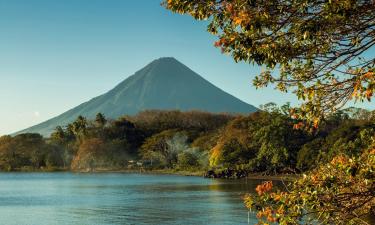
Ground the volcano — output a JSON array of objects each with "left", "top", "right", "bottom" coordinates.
[{"left": 16, "top": 57, "right": 257, "bottom": 136}]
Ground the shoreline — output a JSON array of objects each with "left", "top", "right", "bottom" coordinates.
[{"left": 1, "top": 168, "right": 299, "bottom": 181}]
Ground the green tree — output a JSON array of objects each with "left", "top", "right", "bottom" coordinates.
[
  {"left": 72, "top": 115, "right": 88, "bottom": 140},
  {"left": 140, "top": 130, "right": 176, "bottom": 168},
  {"left": 0, "top": 135, "right": 17, "bottom": 171},
  {"left": 95, "top": 113, "right": 107, "bottom": 127},
  {"left": 164, "top": 0, "right": 375, "bottom": 124},
  {"left": 45, "top": 145, "right": 64, "bottom": 169},
  {"left": 0, "top": 134, "right": 48, "bottom": 170},
  {"left": 296, "top": 138, "right": 324, "bottom": 171},
  {"left": 219, "top": 138, "right": 250, "bottom": 167},
  {"left": 177, "top": 148, "right": 200, "bottom": 169},
  {"left": 140, "top": 130, "right": 189, "bottom": 168},
  {"left": 107, "top": 117, "right": 144, "bottom": 153},
  {"left": 50, "top": 125, "right": 76, "bottom": 168},
  {"left": 210, "top": 107, "right": 309, "bottom": 172},
  {"left": 50, "top": 126, "right": 67, "bottom": 145}
]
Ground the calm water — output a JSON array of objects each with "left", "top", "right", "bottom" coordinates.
[{"left": 0, "top": 172, "right": 270, "bottom": 225}]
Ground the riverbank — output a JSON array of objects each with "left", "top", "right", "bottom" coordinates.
[
  {"left": 2, "top": 167, "right": 298, "bottom": 181},
  {"left": 73, "top": 168, "right": 298, "bottom": 181}
]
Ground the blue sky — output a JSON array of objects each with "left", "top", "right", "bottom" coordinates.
[{"left": 0, "top": 0, "right": 373, "bottom": 135}]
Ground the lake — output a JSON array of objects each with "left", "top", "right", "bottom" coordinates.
[{"left": 0, "top": 173, "right": 272, "bottom": 225}]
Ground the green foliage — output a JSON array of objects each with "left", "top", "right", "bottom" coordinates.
[
  {"left": 1, "top": 108, "right": 373, "bottom": 176},
  {"left": 177, "top": 148, "right": 200, "bottom": 169},
  {"left": 211, "top": 105, "right": 310, "bottom": 173},
  {"left": 191, "top": 131, "right": 220, "bottom": 152},
  {"left": 140, "top": 130, "right": 188, "bottom": 168},
  {"left": 45, "top": 145, "right": 65, "bottom": 169},
  {"left": 296, "top": 138, "right": 324, "bottom": 171},
  {"left": 128, "top": 110, "right": 234, "bottom": 135},
  {"left": 245, "top": 144, "right": 375, "bottom": 225},
  {"left": 219, "top": 138, "right": 250, "bottom": 167},
  {"left": 140, "top": 129, "right": 209, "bottom": 170},
  {"left": 72, "top": 116, "right": 88, "bottom": 140},
  {"left": 0, "top": 133, "right": 64, "bottom": 170},
  {"left": 164, "top": 0, "right": 375, "bottom": 124},
  {"left": 95, "top": 113, "right": 107, "bottom": 127},
  {"left": 104, "top": 117, "right": 144, "bottom": 153},
  {"left": 317, "top": 122, "right": 375, "bottom": 164},
  {"left": 0, "top": 111, "right": 232, "bottom": 171}
]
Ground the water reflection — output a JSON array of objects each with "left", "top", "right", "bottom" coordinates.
[{"left": 0, "top": 173, "right": 281, "bottom": 225}]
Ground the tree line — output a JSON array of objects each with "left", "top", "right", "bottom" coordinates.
[{"left": 0, "top": 106, "right": 373, "bottom": 174}]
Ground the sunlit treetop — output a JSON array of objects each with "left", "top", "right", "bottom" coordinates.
[{"left": 164, "top": 0, "right": 375, "bottom": 126}]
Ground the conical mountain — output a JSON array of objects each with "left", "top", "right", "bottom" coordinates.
[{"left": 16, "top": 57, "right": 257, "bottom": 136}]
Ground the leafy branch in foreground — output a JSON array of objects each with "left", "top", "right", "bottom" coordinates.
[
  {"left": 244, "top": 143, "right": 375, "bottom": 225},
  {"left": 163, "top": 0, "right": 375, "bottom": 124}
]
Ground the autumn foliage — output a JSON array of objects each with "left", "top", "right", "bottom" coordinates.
[
  {"left": 164, "top": 0, "right": 375, "bottom": 125},
  {"left": 245, "top": 144, "right": 375, "bottom": 224}
]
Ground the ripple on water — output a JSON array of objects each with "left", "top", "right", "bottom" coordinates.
[{"left": 0, "top": 173, "right": 273, "bottom": 225}]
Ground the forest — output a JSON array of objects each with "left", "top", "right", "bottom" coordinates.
[{"left": 1, "top": 104, "right": 373, "bottom": 176}]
